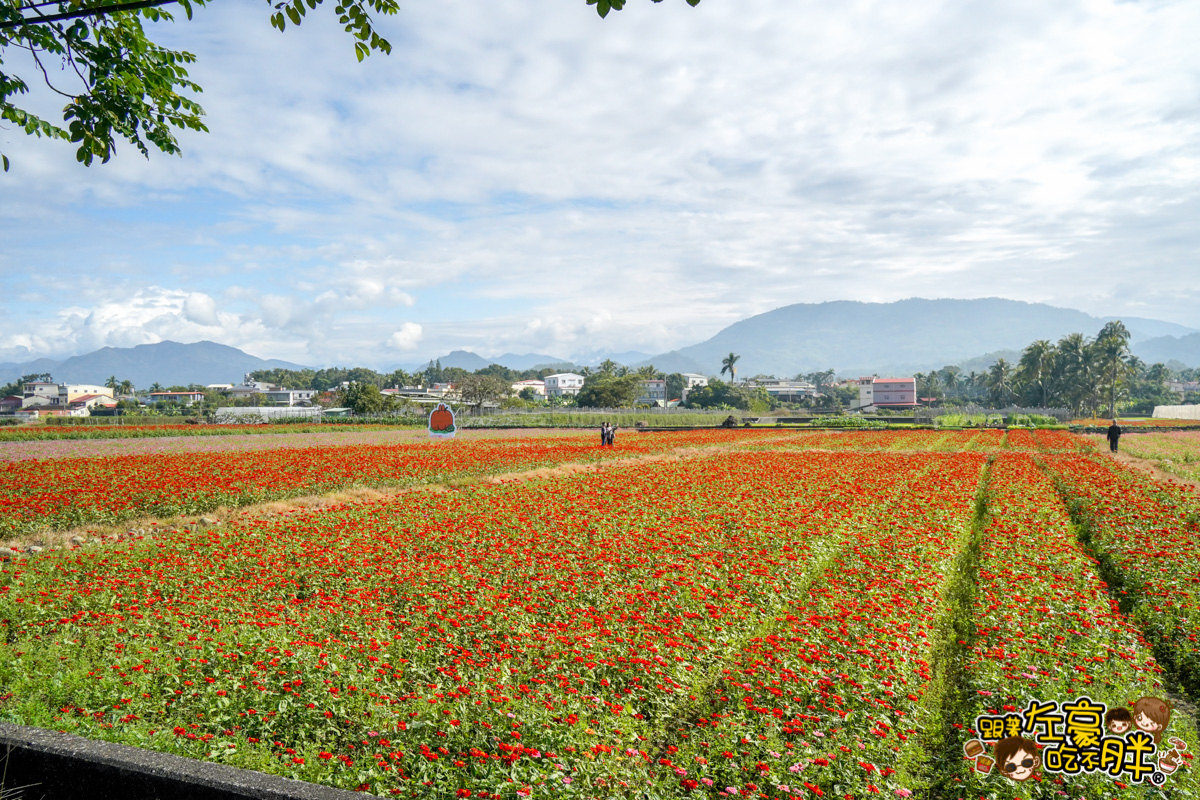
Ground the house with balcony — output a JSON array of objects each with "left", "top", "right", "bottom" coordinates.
[
  {"left": 264, "top": 389, "right": 317, "bottom": 407},
  {"left": 853, "top": 377, "right": 918, "bottom": 411},
  {"left": 636, "top": 379, "right": 667, "bottom": 406},
  {"left": 544, "top": 373, "right": 585, "bottom": 398},
  {"left": 21, "top": 381, "right": 61, "bottom": 407},
  {"left": 743, "top": 379, "right": 818, "bottom": 403}
]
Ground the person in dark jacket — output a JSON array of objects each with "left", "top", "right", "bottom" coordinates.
[{"left": 1106, "top": 420, "right": 1122, "bottom": 453}]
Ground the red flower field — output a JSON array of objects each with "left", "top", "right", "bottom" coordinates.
[{"left": 0, "top": 429, "right": 1196, "bottom": 798}]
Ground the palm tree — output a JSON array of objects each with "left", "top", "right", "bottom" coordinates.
[
  {"left": 987, "top": 358, "right": 1015, "bottom": 406},
  {"left": 939, "top": 367, "right": 960, "bottom": 402},
  {"left": 1017, "top": 339, "right": 1054, "bottom": 407},
  {"left": 1095, "top": 321, "right": 1131, "bottom": 418},
  {"left": 118, "top": 379, "right": 134, "bottom": 396},
  {"left": 635, "top": 365, "right": 659, "bottom": 380},
  {"left": 105, "top": 375, "right": 118, "bottom": 391},
  {"left": 720, "top": 353, "right": 740, "bottom": 384}
]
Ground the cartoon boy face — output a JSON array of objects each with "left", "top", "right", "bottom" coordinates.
[
  {"left": 1106, "top": 707, "right": 1133, "bottom": 734},
  {"left": 995, "top": 737, "right": 1040, "bottom": 783}
]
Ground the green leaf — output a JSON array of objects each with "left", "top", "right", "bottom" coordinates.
[
  {"left": 2, "top": 154, "right": 8, "bottom": 173},
  {"left": 354, "top": 41, "right": 367, "bottom": 61},
  {"left": 286, "top": 6, "right": 301, "bottom": 25}
]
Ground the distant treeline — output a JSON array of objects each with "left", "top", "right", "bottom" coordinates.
[{"left": 913, "top": 322, "right": 1198, "bottom": 416}]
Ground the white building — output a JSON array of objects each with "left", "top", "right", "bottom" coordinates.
[
  {"left": 20, "top": 382, "right": 114, "bottom": 408},
  {"left": 148, "top": 391, "right": 205, "bottom": 406},
  {"left": 21, "top": 381, "right": 61, "bottom": 407},
  {"left": 744, "top": 379, "right": 818, "bottom": 402},
  {"left": 637, "top": 379, "right": 666, "bottom": 406},
  {"left": 512, "top": 379, "right": 546, "bottom": 398},
  {"left": 61, "top": 384, "right": 113, "bottom": 404},
  {"left": 544, "top": 373, "right": 585, "bottom": 398},
  {"left": 681, "top": 373, "right": 709, "bottom": 389},
  {"left": 855, "top": 377, "right": 918, "bottom": 410},
  {"left": 264, "top": 389, "right": 317, "bottom": 406}
]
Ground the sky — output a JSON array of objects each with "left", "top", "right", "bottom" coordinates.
[{"left": 1, "top": 0, "right": 1198, "bottom": 369}]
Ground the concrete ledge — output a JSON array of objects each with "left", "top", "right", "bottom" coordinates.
[{"left": 0, "top": 723, "right": 367, "bottom": 800}]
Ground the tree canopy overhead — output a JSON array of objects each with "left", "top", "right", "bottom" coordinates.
[{"left": 1, "top": 0, "right": 700, "bottom": 172}]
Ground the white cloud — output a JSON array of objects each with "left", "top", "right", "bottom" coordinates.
[
  {"left": 388, "top": 323, "right": 423, "bottom": 351},
  {"left": 1, "top": 0, "right": 1198, "bottom": 366}
]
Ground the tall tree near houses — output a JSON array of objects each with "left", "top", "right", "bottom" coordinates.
[{"left": 720, "top": 353, "right": 740, "bottom": 384}]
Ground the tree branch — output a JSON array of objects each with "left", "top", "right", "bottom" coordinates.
[{"left": 0, "top": 0, "right": 180, "bottom": 31}]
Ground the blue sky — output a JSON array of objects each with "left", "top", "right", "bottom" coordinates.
[{"left": 1, "top": 0, "right": 1198, "bottom": 368}]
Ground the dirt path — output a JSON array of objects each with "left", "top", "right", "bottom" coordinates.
[{"left": 1108, "top": 450, "right": 1200, "bottom": 494}]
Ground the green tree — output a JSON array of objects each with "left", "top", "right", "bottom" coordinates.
[
  {"left": 1016, "top": 339, "right": 1054, "bottom": 407},
  {"left": 575, "top": 373, "right": 639, "bottom": 408},
  {"left": 2, "top": 0, "right": 701, "bottom": 171},
  {"left": 0, "top": 0, "right": 400, "bottom": 171},
  {"left": 0, "top": 372, "right": 52, "bottom": 397},
  {"left": 458, "top": 374, "right": 510, "bottom": 409},
  {"left": 1094, "top": 320, "right": 1131, "bottom": 419},
  {"left": 986, "top": 358, "right": 1015, "bottom": 406},
  {"left": 684, "top": 378, "right": 766, "bottom": 412},
  {"left": 720, "top": 352, "right": 740, "bottom": 384},
  {"left": 587, "top": 0, "right": 700, "bottom": 19},
  {"left": 338, "top": 382, "right": 383, "bottom": 415},
  {"left": 664, "top": 373, "right": 686, "bottom": 403}
]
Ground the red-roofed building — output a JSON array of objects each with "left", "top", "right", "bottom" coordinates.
[
  {"left": 0, "top": 395, "right": 22, "bottom": 414},
  {"left": 854, "top": 377, "right": 918, "bottom": 410},
  {"left": 68, "top": 394, "right": 115, "bottom": 414}
]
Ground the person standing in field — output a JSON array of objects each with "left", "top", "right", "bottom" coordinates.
[
  {"left": 600, "top": 421, "right": 609, "bottom": 447},
  {"left": 1106, "top": 420, "right": 1122, "bottom": 453},
  {"left": 608, "top": 424, "right": 618, "bottom": 446}
]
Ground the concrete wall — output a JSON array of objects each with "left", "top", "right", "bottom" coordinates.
[{"left": 0, "top": 722, "right": 363, "bottom": 800}]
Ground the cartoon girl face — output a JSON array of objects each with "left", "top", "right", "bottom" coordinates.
[
  {"left": 1131, "top": 697, "right": 1171, "bottom": 740},
  {"left": 1110, "top": 718, "right": 1130, "bottom": 734},
  {"left": 1135, "top": 710, "right": 1162, "bottom": 732}
]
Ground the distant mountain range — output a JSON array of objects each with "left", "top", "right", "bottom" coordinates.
[
  {"left": 2, "top": 299, "right": 1197, "bottom": 388},
  {"left": 0, "top": 341, "right": 306, "bottom": 389},
  {"left": 639, "top": 298, "right": 1200, "bottom": 377}
]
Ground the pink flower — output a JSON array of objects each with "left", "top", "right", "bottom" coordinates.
[{"left": 895, "top": 790, "right": 913, "bottom": 798}]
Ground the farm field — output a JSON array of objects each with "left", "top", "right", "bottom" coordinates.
[
  {"left": 0, "top": 430, "right": 1197, "bottom": 799},
  {"left": 1088, "top": 431, "right": 1200, "bottom": 484},
  {"left": 0, "top": 429, "right": 792, "bottom": 538},
  {"left": 0, "top": 423, "right": 419, "bottom": 442}
]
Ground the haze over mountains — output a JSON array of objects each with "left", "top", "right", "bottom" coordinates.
[{"left": 2, "top": 299, "right": 1197, "bottom": 387}]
